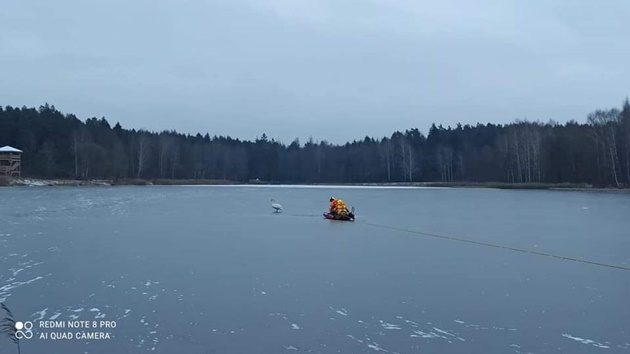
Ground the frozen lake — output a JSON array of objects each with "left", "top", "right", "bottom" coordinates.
[{"left": 0, "top": 185, "right": 629, "bottom": 353}]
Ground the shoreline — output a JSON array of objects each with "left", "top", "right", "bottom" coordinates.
[{"left": 2, "top": 177, "right": 628, "bottom": 192}]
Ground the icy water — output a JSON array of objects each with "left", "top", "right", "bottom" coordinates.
[{"left": 0, "top": 186, "right": 629, "bottom": 354}]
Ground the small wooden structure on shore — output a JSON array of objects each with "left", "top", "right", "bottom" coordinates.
[{"left": 0, "top": 146, "right": 22, "bottom": 177}]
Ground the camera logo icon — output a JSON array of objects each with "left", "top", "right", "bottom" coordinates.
[{"left": 14, "top": 321, "right": 33, "bottom": 339}]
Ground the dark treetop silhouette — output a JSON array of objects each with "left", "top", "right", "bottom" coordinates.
[{"left": 1, "top": 100, "right": 629, "bottom": 187}]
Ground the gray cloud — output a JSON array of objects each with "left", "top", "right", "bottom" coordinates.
[{"left": 1, "top": 0, "right": 628, "bottom": 143}]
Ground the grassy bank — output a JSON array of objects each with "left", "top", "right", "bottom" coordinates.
[
  {"left": 359, "top": 181, "right": 595, "bottom": 190},
  {"left": 111, "top": 178, "right": 236, "bottom": 186},
  {"left": 1, "top": 177, "right": 236, "bottom": 187},
  {"left": 1, "top": 177, "right": 110, "bottom": 186},
  {"left": 2, "top": 177, "right": 627, "bottom": 191}
]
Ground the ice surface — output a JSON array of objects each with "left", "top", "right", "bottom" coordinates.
[{"left": 1, "top": 185, "right": 628, "bottom": 353}]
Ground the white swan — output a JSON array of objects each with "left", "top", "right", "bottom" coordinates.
[{"left": 270, "top": 199, "right": 283, "bottom": 213}]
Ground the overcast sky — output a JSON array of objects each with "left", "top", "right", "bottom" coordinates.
[{"left": 1, "top": 0, "right": 628, "bottom": 143}]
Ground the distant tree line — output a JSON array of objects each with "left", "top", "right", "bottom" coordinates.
[{"left": 1, "top": 100, "right": 630, "bottom": 187}]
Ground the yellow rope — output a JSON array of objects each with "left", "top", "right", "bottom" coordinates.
[
  {"left": 360, "top": 221, "right": 630, "bottom": 272},
  {"left": 288, "top": 212, "right": 630, "bottom": 272}
]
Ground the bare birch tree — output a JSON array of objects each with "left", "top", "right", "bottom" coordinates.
[
  {"left": 588, "top": 109, "right": 621, "bottom": 187},
  {"left": 136, "top": 131, "right": 150, "bottom": 178}
]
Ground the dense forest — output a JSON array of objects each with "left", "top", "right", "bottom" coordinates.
[{"left": 1, "top": 101, "right": 630, "bottom": 187}]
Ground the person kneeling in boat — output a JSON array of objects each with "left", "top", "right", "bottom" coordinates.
[
  {"left": 329, "top": 197, "right": 338, "bottom": 215},
  {"left": 330, "top": 197, "right": 348, "bottom": 216}
]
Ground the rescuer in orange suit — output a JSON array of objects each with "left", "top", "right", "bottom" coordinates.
[{"left": 329, "top": 197, "right": 338, "bottom": 214}]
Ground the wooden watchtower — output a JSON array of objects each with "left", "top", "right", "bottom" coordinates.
[{"left": 0, "top": 146, "right": 22, "bottom": 177}]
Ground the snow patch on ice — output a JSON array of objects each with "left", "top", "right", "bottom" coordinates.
[
  {"left": 346, "top": 334, "right": 364, "bottom": 343},
  {"left": 329, "top": 307, "right": 348, "bottom": 316},
  {"left": 380, "top": 321, "right": 401, "bottom": 330},
  {"left": 562, "top": 333, "right": 610, "bottom": 349},
  {"left": 0, "top": 275, "right": 45, "bottom": 302},
  {"left": 435, "top": 327, "right": 466, "bottom": 342},
  {"left": 367, "top": 342, "right": 388, "bottom": 352},
  {"left": 32, "top": 308, "right": 48, "bottom": 321}
]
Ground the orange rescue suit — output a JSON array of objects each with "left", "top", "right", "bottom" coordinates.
[{"left": 329, "top": 199, "right": 337, "bottom": 212}]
